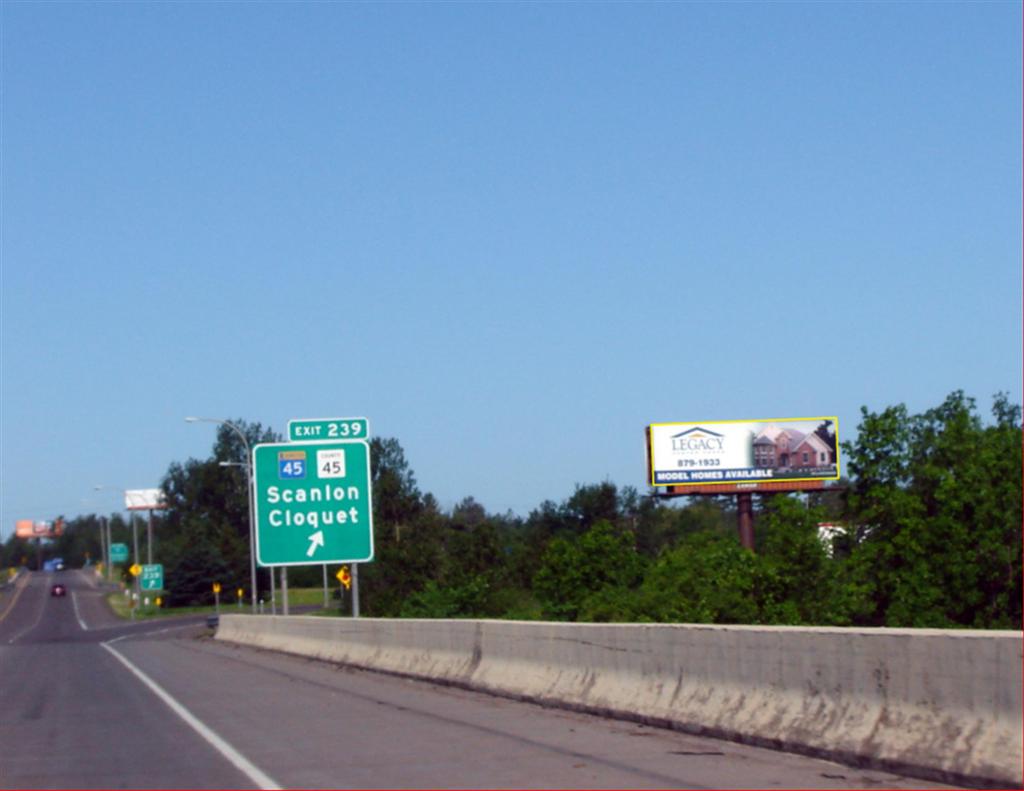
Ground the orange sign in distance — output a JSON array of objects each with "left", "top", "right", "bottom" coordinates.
[
  {"left": 336, "top": 566, "right": 352, "bottom": 590},
  {"left": 212, "top": 582, "right": 221, "bottom": 594}
]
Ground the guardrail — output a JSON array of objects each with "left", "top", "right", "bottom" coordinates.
[{"left": 216, "top": 616, "right": 1022, "bottom": 787}]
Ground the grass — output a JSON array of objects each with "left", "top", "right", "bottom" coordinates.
[
  {"left": 104, "top": 586, "right": 345, "bottom": 620},
  {"left": 266, "top": 586, "right": 340, "bottom": 608}
]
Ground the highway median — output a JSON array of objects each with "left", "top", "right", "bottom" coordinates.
[{"left": 215, "top": 615, "right": 1022, "bottom": 789}]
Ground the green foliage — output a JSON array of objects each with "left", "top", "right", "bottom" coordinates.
[
  {"left": 399, "top": 576, "right": 492, "bottom": 618},
  {"left": 369, "top": 437, "right": 423, "bottom": 527},
  {"left": 163, "top": 519, "right": 234, "bottom": 607},
  {"left": 51, "top": 394, "right": 1019, "bottom": 630},
  {"left": 755, "top": 496, "right": 835, "bottom": 624},
  {"left": 533, "top": 520, "right": 646, "bottom": 620},
  {"left": 160, "top": 419, "right": 281, "bottom": 595},
  {"left": 631, "top": 531, "right": 760, "bottom": 624},
  {"left": 840, "top": 391, "right": 1022, "bottom": 628}
]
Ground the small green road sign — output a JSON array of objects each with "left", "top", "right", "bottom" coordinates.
[
  {"left": 288, "top": 417, "right": 369, "bottom": 442},
  {"left": 253, "top": 439, "right": 374, "bottom": 567},
  {"left": 140, "top": 564, "right": 163, "bottom": 591},
  {"left": 110, "top": 543, "right": 129, "bottom": 563}
]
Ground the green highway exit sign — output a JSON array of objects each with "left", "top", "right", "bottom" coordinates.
[
  {"left": 140, "top": 564, "right": 164, "bottom": 591},
  {"left": 288, "top": 417, "right": 369, "bottom": 442},
  {"left": 252, "top": 440, "right": 374, "bottom": 567}
]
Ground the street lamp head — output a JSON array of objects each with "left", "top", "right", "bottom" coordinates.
[{"left": 184, "top": 417, "right": 200, "bottom": 423}]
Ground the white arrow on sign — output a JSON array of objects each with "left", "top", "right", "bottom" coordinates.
[{"left": 306, "top": 531, "right": 325, "bottom": 557}]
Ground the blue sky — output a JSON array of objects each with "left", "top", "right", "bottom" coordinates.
[{"left": 2, "top": 2, "right": 1021, "bottom": 534}]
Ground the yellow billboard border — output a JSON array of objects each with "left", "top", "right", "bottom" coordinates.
[{"left": 647, "top": 416, "right": 841, "bottom": 488}]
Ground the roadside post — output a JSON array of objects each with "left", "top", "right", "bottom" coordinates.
[
  {"left": 352, "top": 563, "right": 360, "bottom": 618},
  {"left": 213, "top": 582, "right": 221, "bottom": 614},
  {"left": 129, "top": 562, "right": 142, "bottom": 618}
]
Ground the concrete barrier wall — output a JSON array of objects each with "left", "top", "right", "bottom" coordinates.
[{"left": 217, "top": 616, "right": 1022, "bottom": 787}]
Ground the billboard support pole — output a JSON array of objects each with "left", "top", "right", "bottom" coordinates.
[{"left": 737, "top": 493, "right": 754, "bottom": 550}]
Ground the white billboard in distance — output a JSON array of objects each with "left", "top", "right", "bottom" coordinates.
[
  {"left": 124, "top": 489, "right": 167, "bottom": 510},
  {"left": 649, "top": 417, "right": 840, "bottom": 487}
]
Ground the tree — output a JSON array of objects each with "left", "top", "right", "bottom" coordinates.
[
  {"left": 814, "top": 419, "right": 839, "bottom": 460},
  {"left": 840, "top": 392, "right": 1022, "bottom": 628},
  {"left": 755, "top": 496, "right": 836, "bottom": 624},
  {"left": 163, "top": 518, "right": 234, "bottom": 607},
  {"left": 160, "top": 420, "right": 281, "bottom": 596},
  {"left": 360, "top": 437, "right": 431, "bottom": 614},
  {"left": 45, "top": 515, "right": 103, "bottom": 568},
  {"left": 369, "top": 437, "right": 423, "bottom": 530},
  {"left": 631, "top": 530, "right": 760, "bottom": 624},
  {"left": 533, "top": 520, "right": 645, "bottom": 620},
  {"left": 562, "top": 482, "right": 620, "bottom": 536}
]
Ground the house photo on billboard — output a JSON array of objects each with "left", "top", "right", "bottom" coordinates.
[{"left": 752, "top": 422, "right": 836, "bottom": 472}]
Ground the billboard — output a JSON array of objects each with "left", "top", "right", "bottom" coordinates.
[
  {"left": 124, "top": 489, "right": 167, "bottom": 510},
  {"left": 648, "top": 417, "right": 839, "bottom": 488},
  {"left": 14, "top": 519, "right": 63, "bottom": 538}
]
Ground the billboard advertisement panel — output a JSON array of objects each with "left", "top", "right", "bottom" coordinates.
[
  {"left": 124, "top": 489, "right": 167, "bottom": 511},
  {"left": 14, "top": 520, "right": 63, "bottom": 538},
  {"left": 648, "top": 417, "right": 839, "bottom": 487}
]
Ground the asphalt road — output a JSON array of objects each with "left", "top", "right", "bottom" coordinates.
[{"left": 0, "top": 570, "right": 956, "bottom": 789}]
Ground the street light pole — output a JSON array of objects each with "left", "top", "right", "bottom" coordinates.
[
  {"left": 94, "top": 485, "right": 129, "bottom": 587},
  {"left": 98, "top": 514, "right": 108, "bottom": 581},
  {"left": 105, "top": 516, "right": 112, "bottom": 581},
  {"left": 187, "top": 417, "right": 257, "bottom": 614}
]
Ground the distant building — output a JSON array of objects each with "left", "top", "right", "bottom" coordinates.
[
  {"left": 817, "top": 523, "right": 847, "bottom": 557},
  {"left": 753, "top": 425, "right": 834, "bottom": 470}
]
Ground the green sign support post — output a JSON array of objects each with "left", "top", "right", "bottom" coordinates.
[{"left": 252, "top": 440, "right": 374, "bottom": 567}]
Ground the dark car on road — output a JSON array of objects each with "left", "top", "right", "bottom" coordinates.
[{"left": 50, "top": 583, "right": 67, "bottom": 597}]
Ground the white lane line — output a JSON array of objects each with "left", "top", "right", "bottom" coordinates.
[
  {"left": 106, "top": 623, "right": 200, "bottom": 644},
  {"left": 6, "top": 582, "right": 48, "bottom": 645},
  {"left": 71, "top": 593, "right": 89, "bottom": 631},
  {"left": 0, "top": 570, "right": 29, "bottom": 623},
  {"left": 100, "top": 640, "right": 281, "bottom": 790}
]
